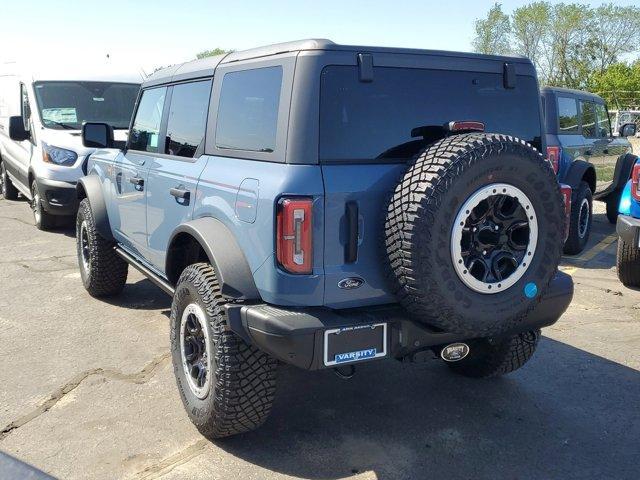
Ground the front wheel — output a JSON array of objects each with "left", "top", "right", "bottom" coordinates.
[
  {"left": 31, "top": 180, "right": 57, "bottom": 230},
  {"left": 616, "top": 239, "right": 640, "bottom": 287},
  {"left": 446, "top": 330, "right": 540, "bottom": 378},
  {"left": 76, "top": 198, "right": 128, "bottom": 297},
  {"left": 170, "top": 263, "right": 278, "bottom": 438},
  {"left": 606, "top": 193, "right": 620, "bottom": 225}
]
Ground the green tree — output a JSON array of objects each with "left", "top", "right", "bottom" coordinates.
[
  {"left": 588, "top": 61, "right": 640, "bottom": 108},
  {"left": 591, "top": 4, "right": 640, "bottom": 74},
  {"left": 196, "top": 48, "right": 234, "bottom": 59},
  {"left": 472, "top": 3, "right": 511, "bottom": 55},
  {"left": 511, "top": 2, "right": 551, "bottom": 67}
]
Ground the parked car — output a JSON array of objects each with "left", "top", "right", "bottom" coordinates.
[
  {"left": 616, "top": 159, "right": 640, "bottom": 287},
  {"left": 541, "top": 87, "right": 636, "bottom": 254},
  {"left": 75, "top": 40, "right": 573, "bottom": 438},
  {"left": 0, "top": 66, "right": 140, "bottom": 229}
]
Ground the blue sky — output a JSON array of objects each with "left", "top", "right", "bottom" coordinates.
[{"left": 0, "top": 0, "right": 637, "bottom": 73}]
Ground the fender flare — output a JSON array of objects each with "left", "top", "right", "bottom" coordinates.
[
  {"left": 76, "top": 175, "right": 114, "bottom": 241},
  {"left": 166, "top": 217, "right": 260, "bottom": 300},
  {"left": 564, "top": 160, "right": 596, "bottom": 195},
  {"left": 595, "top": 153, "right": 638, "bottom": 201}
]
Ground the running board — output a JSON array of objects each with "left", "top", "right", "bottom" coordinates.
[{"left": 114, "top": 246, "right": 175, "bottom": 296}]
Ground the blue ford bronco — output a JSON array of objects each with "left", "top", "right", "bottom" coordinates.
[
  {"left": 541, "top": 87, "right": 636, "bottom": 254},
  {"left": 76, "top": 40, "right": 573, "bottom": 438}
]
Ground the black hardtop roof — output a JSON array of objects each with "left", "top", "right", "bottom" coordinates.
[
  {"left": 143, "top": 38, "right": 532, "bottom": 88},
  {"left": 541, "top": 86, "right": 605, "bottom": 103}
]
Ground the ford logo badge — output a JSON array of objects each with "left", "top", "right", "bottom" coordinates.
[{"left": 338, "top": 277, "right": 364, "bottom": 290}]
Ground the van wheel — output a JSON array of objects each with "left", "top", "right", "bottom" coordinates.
[
  {"left": 31, "top": 180, "right": 57, "bottom": 230},
  {"left": 171, "top": 263, "right": 278, "bottom": 439},
  {"left": 76, "top": 198, "right": 128, "bottom": 296},
  {"left": 447, "top": 330, "right": 540, "bottom": 378},
  {"left": 616, "top": 239, "right": 640, "bottom": 287},
  {"left": 1, "top": 162, "right": 19, "bottom": 200},
  {"left": 563, "top": 181, "right": 592, "bottom": 255},
  {"left": 606, "top": 193, "right": 620, "bottom": 224}
]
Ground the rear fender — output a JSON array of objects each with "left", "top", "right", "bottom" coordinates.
[
  {"left": 166, "top": 217, "right": 260, "bottom": 300},
  {"left": 564, "top": 160, "right": 596, "bottom": 197},
  {"left": 596, "top": 153, "right": 638, "bottom": 201}
]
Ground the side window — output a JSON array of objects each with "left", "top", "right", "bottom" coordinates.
[
  {"left": 215, "top": 66, "right": 283, "bottom": 153},
  {"left": 165, "top": 80, "right": 212, "bottom": 158},
  {"left": 129, "top": 87, "right": 167, "bottom": 153},
  {"left": 581, "top": 101, "right": 597, "bottom": 138},
  {"left": 557, "top": 97, "right": 579, "bottom": 134},
  {"left": 595, "top": 103, "right": 612, "bottom": 138},
  {"left": 20, "top": 83, "right": 31, "bottom": 131}
]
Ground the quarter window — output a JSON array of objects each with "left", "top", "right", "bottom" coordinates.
[
  {"left": 581, "top": 101, "right": 597, "bottom": 138},
  {"left": 129, "top": 87, "right": 167, "bottom": 153},
  {"left": 215, "top": 66, "right": 283, "bottom": 153},
  {"left": 595, "top": 103, "right": 612, "bottom": 138},
  {"left": 557, "top": 97, "right": 579, "bottom": 134},
  {"left": 165, "top": 80, "right": 212, "bottom": 158}
]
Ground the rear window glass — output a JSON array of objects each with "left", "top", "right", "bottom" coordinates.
[
  {"left": 557, "top": 97, "right": 579, "bottom": 134},
  {"left": 165, "top": 80, "right": 212, "bottom": 158},
  {"left": 320, "top": 66, "right": 542, "bottom": 162},
  {"left": 215, "top": 66, "right": 282, "bottom": 153},
  {"left": 595, "top": 103, "right": 611, "bottom": 137}
]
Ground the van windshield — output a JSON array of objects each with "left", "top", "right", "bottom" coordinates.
[
  {"left": 319, "top": 66, "right": 542, "bottom": 162},
  {"left": 34, "top": 81, "right": 140, "bottom": 130}
]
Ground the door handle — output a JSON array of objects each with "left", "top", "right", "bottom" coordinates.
[
  {"left": 170, "top": 187, "right": 190, "bottom": 201},
  {"left": 129, "top": 176, "right": 144, "bottom": 186}
]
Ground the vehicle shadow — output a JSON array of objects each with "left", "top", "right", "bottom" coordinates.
[
  {"left": 216, "top": 338, "right": 639, "bottom": 480},
  {"left": 100, "top": 278, "right": 171, "bottom": 312},
  {"left": 561, "top": 212, "right": 617, "bottom": 270}
]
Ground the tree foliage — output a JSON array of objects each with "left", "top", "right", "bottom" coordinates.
[
  {"left": 588, "top": 60, "right": 640, "bottom": 108},
  {"left": 472, "top": 2, "right": 640, "bottom": 95},
  {"left": 196, "top": 48, "right": 234, "bottom": 59}
]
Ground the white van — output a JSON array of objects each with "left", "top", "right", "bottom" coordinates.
[{"left": 0, "top": 66, "right": 140, "bottom": 229}]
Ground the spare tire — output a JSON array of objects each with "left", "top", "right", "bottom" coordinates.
[{"left": 385, "top": 133, "right": 564, "bottom": 336}]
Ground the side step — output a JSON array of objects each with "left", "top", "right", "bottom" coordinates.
[{"left": 114, "top": 246, "right": 175, "bottom": 296}]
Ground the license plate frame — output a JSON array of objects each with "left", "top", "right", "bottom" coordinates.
[{"left": 323, "top": 323, "right": 387, "bottom": 367}]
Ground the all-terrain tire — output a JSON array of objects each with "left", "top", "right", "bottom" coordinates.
[
  {"left": 385, "top": 133, "right": 564, "bottom": 336},
  {"left": 447, "top": 330, "right": 540, "bottom": 378},
  {"left": 31, "top": 180, "right": 57, "bottom": 230},
  {"left": 563, "top": 181, "right": 592, "bottom": 255},
  {"left": 606, "top": 193, "right": 620, "bottom": 224},
  {"left": 1, "top": 161, "right": 19, "bottom": 200},
  {"left": 76, "top": 198, "right": 128, "bottom": 296},
  {"left": 616, "top": 239, "right": 640, "bottom": 287},
  {"left": 170, "top": 263, "right": 278, "bottom": 439}
]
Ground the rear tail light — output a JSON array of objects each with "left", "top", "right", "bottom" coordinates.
[
  {"left": 276, "top": 197, "right": 313, "bottom": 274},
  {"left": 547, "top": 146, "right": 561, "bottom": 174},
  {"left": 560, "top": 184, "right": 572, "bottom": 242},
  {"left": 447, "top": 121, "right": 485, "bottom": 132},
  {"left": 631, "top": 163, "right": 640, "bottom": 201}
]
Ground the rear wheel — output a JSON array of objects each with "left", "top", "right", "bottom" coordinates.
[
  {"left": 385, "top": 133, "right": 564, "bottom": 336},
  {"left": 76, "top": 198, "right": 128, "bottom": 297},
  {"left": 31, "top": 180, "right": 57, "bottom": 230},
  {"left": 563, "top": 181, "right": 592, "bottom": 255},
  {"left": 1, "top": 162, "right": 19, "bottom": 200},
  {"left": 447, "top": 330, "right": 540, "bottom": 378},
  {"left": 171, "top": 263, "right": 278, "bottom": 438},
  {"left": 616, "top": 239, "right": 640, "bottom": 287}
]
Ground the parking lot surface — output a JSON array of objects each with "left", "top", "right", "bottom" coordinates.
[{"left": 0, "top": 195, "right": 638, "bottom": 480}]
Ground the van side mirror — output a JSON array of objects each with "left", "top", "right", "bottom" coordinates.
[
  {"left": 82, "top": 122, "right": 114, "bottom": 148},
  {"left": 619, "top": 123, "right": 637, "bottom": 138},
  {"left": 8, "top": 116, "right": 30, "bottom": 141}
]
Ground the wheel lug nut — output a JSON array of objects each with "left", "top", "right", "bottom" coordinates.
[
  {"left": 483, "top": 250, "right": 487, "bottom": 256},
  {"left": 494, "top": 225, "right": 499, "bottom": 231}
]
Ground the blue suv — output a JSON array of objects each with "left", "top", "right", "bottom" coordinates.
[
  {"left": 541, "top": 87, "right": 636, "bottom": 254},
  {"left": 76, "top": 40, "right": 573, "bottom": 438},
  {"left": 616, "top": 155, "right": 640, "bottom": 287}
]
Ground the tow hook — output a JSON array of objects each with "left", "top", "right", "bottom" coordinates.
[
  {"left": 333, "top": 364, "right": 356, "bottom": 379},
  {"left": 440, "top": 342, "right": 470, "bottom": 362}
]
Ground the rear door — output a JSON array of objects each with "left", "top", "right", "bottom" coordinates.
[
  {"left": 113, "top": 86, "right": 167, "bottom": 256},
  {"left": 144, "top": 79, "right": 212, "bottom": 271},
  {"left": 319, "top": 63, "right": 543, "bottom": 308},
  {"left": 3, "top": 83, "right": 34, "bottom": 191}
]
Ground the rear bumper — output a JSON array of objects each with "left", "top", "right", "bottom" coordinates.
[
  {"left": 226, "top": 271, "right": 574, "bottom": 370},
  {"left": 616, "top": 214, "right": 640, "bottom": 244},
  {"left": 35, "top": 177, "right": 78, "bottom": 216}
]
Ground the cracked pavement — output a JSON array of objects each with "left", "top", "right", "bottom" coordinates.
[{"left": 0, "top": 196, "right": 639, "bottom": 480}]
